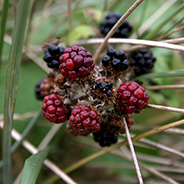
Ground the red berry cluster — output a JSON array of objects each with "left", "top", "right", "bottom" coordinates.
[
  {"left": 59, "top": 46, "right": 95, "bottom": 80},
  {"left": 69, "top": 104, "right": 101, "bottom": 134},
  {"left": 117, "top": 82, "right": 149, "bottom": 114},
  {"left": 42, "top": 94, "right": 70, "bottom": 123}
]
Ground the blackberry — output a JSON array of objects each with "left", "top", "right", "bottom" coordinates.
[
  {"left": 116, "top": 81, "right": 149, "bottom": 114},
  {"left": 42, "top": 94, "right": 70, "bottom": 123},
  {"left": 100, "top": 12, "right": 132, "bottom": 38},
  {"left": 102, "top": 48, "right": 128, "bottom": 77},
  {"left": 35, "top": 79, "right": 44, "bottom": 100},
  {"left": 69, "top": 104, "right": 101, "bottom": 135},
  {"left": 129, "top": 49, "right": 156, "bottom": 76},
  {"left": 59, "top": 46, "right": 95, "bottom": 81},
  {"left": 39, "top": 73, "right": 55, "bottom": 97},
  {"left": 43, "top": 45, "right": 65, "bottom": 69},
  {"left": 91, "top": 78, "right": 115, "bottom": 102},
  {"left": 93, "top": 119, "right": 118, "bottom": 147}
]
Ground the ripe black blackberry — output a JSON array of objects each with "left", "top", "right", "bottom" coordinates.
[
  {"left": 35, "top": 79, "right": 44, "bottom": 100},
  {"left": 102, "top": 48, "right": 129, "bottom": 77},
  {"left": 93, "top": 122, "right": 118, "bottom": 147},
  {"left": 91, "top": 78, "right": 115, "bottom": 102},
  {"left": 43, "top": 45, "right": 65, "bottom": 69},
  {"left": 100, "top": 12, "right": 133, "bottom": 38},
  {"left": 129, "top": 49, "right": 156, "bottom": 76}
]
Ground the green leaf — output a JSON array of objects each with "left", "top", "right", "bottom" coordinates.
[
  {"left": 68, "top": 25, "right": 94, "bottom": 43},
  {"left": 20, "top": 148, "right": 49, "bottom": 184},
  {"left": 133, "top": 69, "right": 184, "bottom": 80},
  {"left": 0, "top": 0, "right": 9, "bottom": 65}
]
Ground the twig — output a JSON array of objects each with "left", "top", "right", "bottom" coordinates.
[
  {"left": 146, "top": 84, "right": 184, "bottom": 90},
  {"left": 148, "top": 104, "right": 184, "bottom": 114},
  {"left": 164, "top": 128, "right": 184, "bottom": 135},
  {"left": 123, "top": 118, "right": 143, "bottom": 184},
  {"left": 156, "top": 25, "right": 184, "bottom": 40},
  {"left": 64, "top": 119, "right": 184, "bottom": 173},
  {"left": 68, "top": 0, "right": 73, "bottom": 30},
  {"left": 140, "top": 138, "right": 184, "bottom": 158},
  {"left": 0, "top": 112, "right": 37, "bottom": 121},
  {"left": 121, "top": 148, "right": 179, "bottom": 184},
  {"left": 138, "top": 0, "right": 177, "bottom": 35},
  {"left": 0, "top": 122, "right": 76, "bottom": 184},
  {"left": 93, "top": 0, "right": 144, "bottom": 62},
  {"left": 71, "top": 38, "right": 184, "bottom": 52}
]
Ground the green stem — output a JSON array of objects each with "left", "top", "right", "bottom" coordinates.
[
  {"left": 145, "top": 2, "right": 184, "bottom": 39},
  {"left": 0, "top": 109, "right": 42, "bottom": 169},
  {"left": 3, "top": 0, "right": 33, "bottom": 183},
  {"left": 0, "top": 0, "right": 9, "bottom": 66}
]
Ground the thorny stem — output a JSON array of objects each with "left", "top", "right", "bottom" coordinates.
[
  {"left": 148, "top": 104, "right": 184, "bottom": 114},
  {"left": 64, "top": 119, "right": 184, "bottom": 173},
  {"left": 93, "top": 0, "right": 144, "bottom": 63},
  {"left": 123, "top": 118, "right": 143, "bottom": 184}
]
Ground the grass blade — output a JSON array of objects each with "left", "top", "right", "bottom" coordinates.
[
  {"left": 133, "top": 69, "right": 184, "bottom": 80},
  {"left": 145, "top": 2, "right": 184, "bottom": 39},
  {"left": 0, "top": 110, "right": 42, "bottom": 169},
  {"left": 0, "top": 0, "right": 9, "bottom": 65},
  {"left": 3, "top": 0, "right": 33, "bottom": 183},
  {"left": 19, "top": 148, "right": 49, "bottom": 184}
]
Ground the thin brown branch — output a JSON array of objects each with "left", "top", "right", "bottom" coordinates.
[
  {"left": 123, "top": 118, "right": 143, "bottom": 184},
  {"left": 71, "top": 38, "right": 184, "bottom": 52},
  {"left": 64, "top": 119, "right": 184, "bottom": 173},
  {"left": 164, "top": 128, "right": 184, "bottom": 135},
  {"left": 93, "top": 0, "right": 144, "bottom": 62},
  {"left": 148, "top": 104, "right": 184, "bottom": 113},
  {"left": 146, "top": 84, "right": 184, "bottom": 90},
  {"left": 156, "top": 25, "right": 184, "bottom": 40}
]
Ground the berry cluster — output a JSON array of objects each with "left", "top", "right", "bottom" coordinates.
[
  {"left": 129, "top": 49, "right": 156, "bottom": 76},
  {"left": 59, "top": 46, "right": 95, "bottom": 80},
  {"left": 117, "top": 82, "right": 149, "bottom": 114},
  {"left": 100, "top": 12, "right": 133, "bottom": 38},
  {"left": 102, "top": 48, "right": 129, "bottom": 76},
  {"left": 35, "top": 14, "right": 154, "bottom": 148},
  {"left": 44, "top": 45, "right": 65, "bottom": 69},
  {"left": 69, "top": 104, "right": 101, "bottom": 134}
]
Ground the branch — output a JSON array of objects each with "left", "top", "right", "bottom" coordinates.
[
  {"left": 71, "top": 38, "right": 184, "bottom": 52},
  {"left": 148, "top": 104, "right": 184, "bottom": 113},
  {"left": 123, "top": 118, "right": 143, "bottom": 184},
  {"left": 146, "top": 84, "right": 184, "bottom": 90}
]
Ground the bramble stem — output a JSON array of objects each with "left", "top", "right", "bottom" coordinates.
[
  {"left": 71, "top": 38, "right": 184, "bottom": 52},
  {"left": 148, "top": 104, "right": 184, "bottom": 114},
  {"left": 64, "top": 119, "right": 184, "bottom": 173},
  {"left": 123, "top": 118, "right": 143, "bottom": 184},
  {"left": 93, "top": 0, "right": 144, "bottom": 63},
  {"left": 146, "top": 84, "right": 184, "bottom": 90}
]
